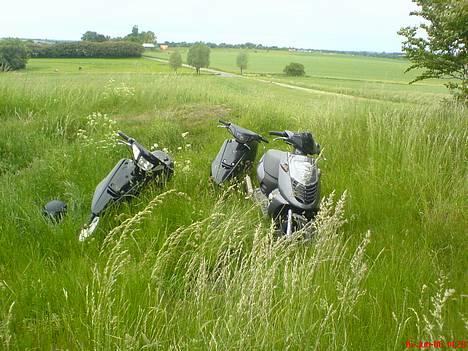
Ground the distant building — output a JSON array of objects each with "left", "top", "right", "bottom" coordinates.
[
  {"left": 159, "top": 44, "right": 169, "bottom": 50},
  {"left": 142, "top": 43, "right": 156, "bottom": 49}
]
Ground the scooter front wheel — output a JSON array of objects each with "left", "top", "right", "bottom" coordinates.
[
  {"left": 79, "top": 216, "right": 100, "bottom": 241},
  {"left": 277, "top": 209, "right": 308, "bottom": 237}
]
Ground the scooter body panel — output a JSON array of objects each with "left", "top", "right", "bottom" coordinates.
[
  {"left": 257, "top": 149, "right": 285, "bottom": 196},
  {"left": 211, "top": 139, "right": 258, "bottom": 184},
  {"left": 91, "top": 158, "right": 138, "bottom": 216}
]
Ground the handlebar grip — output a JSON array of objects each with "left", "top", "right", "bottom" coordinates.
[
  {"left": 218, "top": 120, "right": 230, "bottom": 126},
  {"left": 117, "top": 131, "right": 131, "bottom": 141},
  {"left": 269, "top": 131, "right": 287, "bottom": 137}
]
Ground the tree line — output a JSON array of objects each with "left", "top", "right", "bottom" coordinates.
[
  {"left": 28, "top": 41, "right": 143, "bottom": 58},
  {"left": 81, "top": 25, "right": 156, "bottom": 44},
  {"left": 161, "top": 41, "right": 404, "bottom": 58}
]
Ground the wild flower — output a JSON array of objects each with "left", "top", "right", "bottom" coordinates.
[
  {"left": 102, "top": 79, "right": 136, "bottom": 99},
  {"left": 76, "top": 112, "right": 117, "bottom": 150},
  {"left": 181, "top": 160, "right": 191, "bottom": 173}
]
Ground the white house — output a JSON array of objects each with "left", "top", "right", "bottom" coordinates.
[{"left": 142, "top": 43, "right": 156, "bottom": 49}]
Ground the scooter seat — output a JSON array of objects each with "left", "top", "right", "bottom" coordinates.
[{"left": 263, "top": 149, "right": 283, "bottom": 179}]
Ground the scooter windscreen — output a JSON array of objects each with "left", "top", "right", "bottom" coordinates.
[
  {"left": 219, "top": 120, "right": 268, "bottom": 144},
  {"left": 269, "top": 130, "right": 319, "bottom": 155}
]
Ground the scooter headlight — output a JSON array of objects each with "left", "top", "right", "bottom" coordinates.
[
  {"left": 137, "top": 156, "right": 154, "bottom": 171},
  {"left": 132, "top": 143, "right": 155, "bottom": 171}
]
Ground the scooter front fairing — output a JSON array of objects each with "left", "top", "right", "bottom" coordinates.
[{"left": 211, "top": 139, "right": 258, "bottom": 184}]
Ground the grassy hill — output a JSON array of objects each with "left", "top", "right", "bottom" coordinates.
[{"left": 0, "top": 56, "right": 465, "bottom": 349}]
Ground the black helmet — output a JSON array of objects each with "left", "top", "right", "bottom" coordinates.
[{"left": 42, "top": 200, "right": 67, "bottom": 222}]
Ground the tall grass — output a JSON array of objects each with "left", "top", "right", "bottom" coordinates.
[{"left": 0, "top": 66, "right": 465, "bottom": 349}]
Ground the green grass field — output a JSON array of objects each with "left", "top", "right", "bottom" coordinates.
[
  {"left": 0, "top": 55, "right": 466, "bottom": 350},
  {"left": 25, "top": 57, "right": 194, "bottom": 74}
]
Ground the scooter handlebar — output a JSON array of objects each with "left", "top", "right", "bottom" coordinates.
[
  {"left": 117, "top": 131, "right": 131, "bottom": 141},
  {"left": 218, "top": 120, "right": 231, "bottom": 126},
  {"left": 269, "top": 131, "right": 287, "bottom": 137}
]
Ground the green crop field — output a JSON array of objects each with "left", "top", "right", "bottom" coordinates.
[
  {"left": 146, "top": 48, "right": 449, "bottom": 103},
  {"left": 0, "top": 55, "right": 466, "bottom": 350},
  {"left": 148, "top": 48, "right": 418, "bottom": 80}
]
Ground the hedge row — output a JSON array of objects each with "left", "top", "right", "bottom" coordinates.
[{"left": 29, "top": 41, "right": 144, "bottom": 58}]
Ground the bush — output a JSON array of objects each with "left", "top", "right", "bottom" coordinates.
[
  {"left": 283, "top": 62, "right": 305, "bottom": 76},
  {"left": 169, "top": 51, "right": 182, "bottom": 72},
  {"left": 29, "top": 41, "right": 143, "bottom": 58},
  {"left": 0, "top": 39, "right": 29, "bottom": 71}
]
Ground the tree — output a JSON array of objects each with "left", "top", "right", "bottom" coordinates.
[
  {"left": 0, "top": 39, "right": 29, "bottom": 72},
  {"left": 132, "top": 25, "right": 139, "bottom": 37},
  {"left": 81, "top": 31, "right": 109, "bottom": 42},
  {"left": 283, "top": 62, "right": 305, "bottom": 76},
  {"left": 169, "top": 50, "right": 182, "bottom": 73},
  {"left": 236, "top": 51, "right": 248, "bottom": 75},
  {"left": 141, "top": 31, "right": 156, "bottom": 44},
  {"left": 124, "top": 26, "right": 157, "bottom": 44},
  {"left": 187, "top": 43, "right": 210, "bottom": 75},
  {"left": 398, "top": 0, "right": 467, "bottom": 103}
]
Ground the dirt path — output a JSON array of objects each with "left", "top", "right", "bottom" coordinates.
[{"left": 144, "top": 56, "right": 236, "bottom": 77}]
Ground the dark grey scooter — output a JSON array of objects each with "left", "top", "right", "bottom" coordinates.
[
  {"left": 210, "top": 120, "right": 268, "bottom": 184},
  {"left": 248, "top": 130, "right": 321, "bottom": 235},
  {"left": 79, "top": 131, "right": 173, "bottom": 241}
]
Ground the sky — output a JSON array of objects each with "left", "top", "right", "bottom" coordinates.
[{"left": 0, "top": 0, "right": 421, "bottom": 52}]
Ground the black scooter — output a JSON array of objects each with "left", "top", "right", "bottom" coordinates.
[
  {"left": 78, "top": 131, "right": 174, "bottom": 241},
  {"left": 210, "top": 120, "right": 268, "bottom": 184},
  {"left": 248, "top": 130, "right": 321, "bottom": 235}
]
